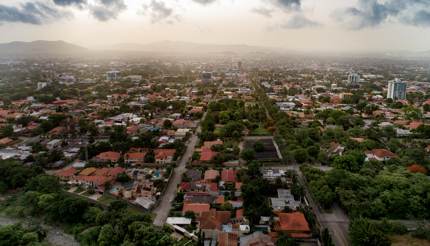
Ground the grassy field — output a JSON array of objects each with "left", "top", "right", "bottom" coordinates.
[
  {"left": 250, "top": 127, "right": 271, "bottom": 136},
  {"left": 97, "top": 194, "right": 119, "bottom": 206}
]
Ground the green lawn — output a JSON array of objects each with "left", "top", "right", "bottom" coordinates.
[
  {"left": 97, "top": 194, "right": 119, "bottom": 206},
  {"left": 250, "top": 127, "right": 271, "bottom": 136}
]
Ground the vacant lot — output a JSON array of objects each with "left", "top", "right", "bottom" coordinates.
[
  {"left": 244, "top": 136, "right": 281, "bottom": 161},
  {"left": 390, "top": 235, "right": 430, "bottom": 246}
]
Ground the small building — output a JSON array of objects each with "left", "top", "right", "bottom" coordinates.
[
  {"left": 365, "top": 149, "right": 396, "bottom": 162},
  {"left": 182, "top": 203, "right": 210, "bottom": 216},
  {"left": 94, "top": 151, "right": 121, "bottom": 163},
  {"left": 154, "top": 149, "right": 176, "bottom": 164},
  {"left": 46, "top": 139, "right": 62, "bottom": 150},
  {"left": 274, "top": 212, "right": 311, "bottom": 239}
]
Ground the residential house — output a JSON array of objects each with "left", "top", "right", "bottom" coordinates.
[
  {"left": 274, "top": 212, "right": 311, "bottom": 239},
  {"left": 94, "top": 151, "right": 121, "bottom": 163},
  {"left": 154, "top": 149, "right": 176, "bottom": 164},
  {"left": 204, "top": 169, "right": 220, "bottom": 182},
  {"left": 221, "top": 169, "right": 237, "bottom": 183},
  {"left": 124, "top": 152, "right": 147, "bottom": 166},
  {"left": 182, "top": 203, "right": 211, "bottom": 216},
  {"left": 365, "top": 149, "right": 396, "bottom": 161}
]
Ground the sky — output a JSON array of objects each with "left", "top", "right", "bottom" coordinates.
[{"left": 1, "top": 0, "right": 430, "bottom": 52}]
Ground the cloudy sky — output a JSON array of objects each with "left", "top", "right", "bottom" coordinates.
[{"left": 1, "top": 0, "right": 430, "bottom": 52}]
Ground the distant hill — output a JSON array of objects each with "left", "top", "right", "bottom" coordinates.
[
  {"left": 111, "top": 41, "right": 275, "bottom": 55},
  {"left": 0, "top": 40, "right": 87, "bottom": 57}
]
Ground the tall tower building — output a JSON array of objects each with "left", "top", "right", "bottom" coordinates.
[
  {"left": 347, "top": 72, "right": 360, "bottom": 85},
  {"left": 387, "top": 78, "right": 407, "bottom": 100},
  {"left": 106, "top": 71, "right": 120, "bottom": 81}
]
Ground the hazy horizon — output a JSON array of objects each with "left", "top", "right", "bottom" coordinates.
[{"left": 1, "top": 0, "right": 430, "bottom": 52}]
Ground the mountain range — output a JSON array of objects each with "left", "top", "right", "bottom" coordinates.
[
  {"left": 0, "top": 40, "right": 429, "bottom": 58},
  {"left": 110, "top": 41, "right": 275, "bottom": 54},
  {"left": 0, "top": 40, "right": 87, "bottom": 57}
]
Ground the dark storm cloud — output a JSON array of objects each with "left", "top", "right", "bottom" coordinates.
[
  {"left": 90, "top": 0, "right": 126, "bottom": 21},
  {"left": 281, "top": 14, "right": 319, "bottom": 29},
  {"left": 271, "top": 0, "right": 301, "bottom": 11},
  {"left": 141, "top": 0, "right": 178, "bottom": 24},
  {"left": 335, "top": 0, "right": 430, "bottom": 29},
  {"left": 406, "top": 10, "right": 430, "bottom": 27},
  {"left": 0, "top": 1, "right": 68, "bottom": 25},
  {"left": 53, "top": 0, "right": 87, "bottom": 8}
]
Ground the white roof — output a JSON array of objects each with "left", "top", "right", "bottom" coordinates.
[{"left": 166, "top": 217, "right": 192, "bottom": 225}]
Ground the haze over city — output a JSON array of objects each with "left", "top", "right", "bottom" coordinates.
[
  {"left": 1, "top": 0, "right": 430, "bottom": 52},
  {"left": 1, "top": 1, "right": 430, "bottom": 246}
]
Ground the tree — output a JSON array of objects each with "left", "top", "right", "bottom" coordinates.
[
  {"left": 163, "top": 119, "right": 172, "bottom": 129},
  {"left": 26, "top": 175, "right": 61, "bottom": 193},
  {"left": 0, "top": 125, "right": 13, "bottom": 138},
  {"left": 349, "top": 218, "right": 390, "bottom": 246},
  {"left": 307, "top": 145, "right": 320, "bottom": 157},
  {"left": 241, "top": 148, "right": 255, "bottom": 161},
  {"left": 293, "top": 148, "right": 308, "bottom": 163},
  {"left": 311, "top": 183, "right": 335, "bottom": 209},
  {"left": 184, "top": 211, "right": 196, "bottom": 220},
  {"left": 332, "top": 152, "right": 364, "bottom": 173},
  {"left": 253, "top": 141, "right": 265, "bottom": 152},
  {"left": 97, "top": 224, "right": 116, "bottom": 246},
  {"left": 144, "top": 150, "right": 155, "bottom": 163},
  {"left": 116, "top": 173, "right": 131, "bottom": 183},
  {"left": 321, "top": 228, "right": 334, "bottom": 246},
  {"left": 276, "top": 233, "right": 297, "bottom": 246}
]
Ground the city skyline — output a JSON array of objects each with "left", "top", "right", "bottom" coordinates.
[{"left": 1, "top": 0, "right": 430, "bottom": 52}]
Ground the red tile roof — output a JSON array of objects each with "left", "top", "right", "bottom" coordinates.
[
  {"left": 275, "top": 212, "right": 311, "bottom": 237},
  {"left": 218, "top": 232, "right": 238, "bottom": 246},
  {"left": 96, "top": 151, "right": 121, "bottom": 162},
  {"left": 124, "top": 152, "right": 146, "bottom": 161},
  {"left": 94, "top": 168, "right": 110, "bottom": 176},
  {"left": 204, "top": 169, "right": 219, "bottom": 181},
  {"left": 200, "top": 147, "right": 217, "bottom": 161},
  {"left": 182, "top": 203, "right": 210, "bottom": 215},
  {"left": 221, "top": 169, "right": 237, "bottom": 183},
  {"left": 76, "top": 175, "right": 113, "bottom": 186},
  {"left": 366, "top": 149, "right": 396, "bottom": 159},
  {"left": 154, "top": 149, "right": 176, "bottom": 160},
  {"left": 215, "top": 196, "right": 225, "bottom": 204},
  {"left": 198, "top": 210, "right": 232, "bottom": 230},
  {"left": 407, "top": 164, "right": 428, "bottom": 174},
  {"left": 56, "top": 167, "right": 77, "bottom": 177},
  {"left": 236, "top": 209, "right": 244, "bottom": 220},
  {"left": 108, "top": 167, "right": 125, "bottom": 177},
  {"left": 408, "top": 120, "right": 423, "bottom": 130},
  {"left": 203, "top": 140, "right": 224, "bottom": 149}
]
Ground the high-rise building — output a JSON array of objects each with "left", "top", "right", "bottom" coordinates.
[
  {"left": 106, "top": 71, "right": 120, "bottom": 81},
  {"left": 387, "top": 78, "right": 407, "bottom": 100},
  {"left": 201, "top": 72, "right": 212, "bottom": 83},
  {"left": 347, "top": 72, "right": 360, "bottom": 85}
]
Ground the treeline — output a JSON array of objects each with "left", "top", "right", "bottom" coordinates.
[
  {"left": 0, "top": 160, "right": 192, "bottom": 246},
  {"left": 301, "top": 165, "right": 430, "bottom": 220},
  {"left": 200, "top": 99, "right": 269, "bottom": 142}
]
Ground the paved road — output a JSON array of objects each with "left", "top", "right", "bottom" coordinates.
[
  {"left": 264, "top": 165, "right": 349, "bottom": 246},
  {"left": 253, "top": 77, "right": 349, "bottom": 245},
  {"left": 152, "top": 115, "right": 205, "bottom": 227}
]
